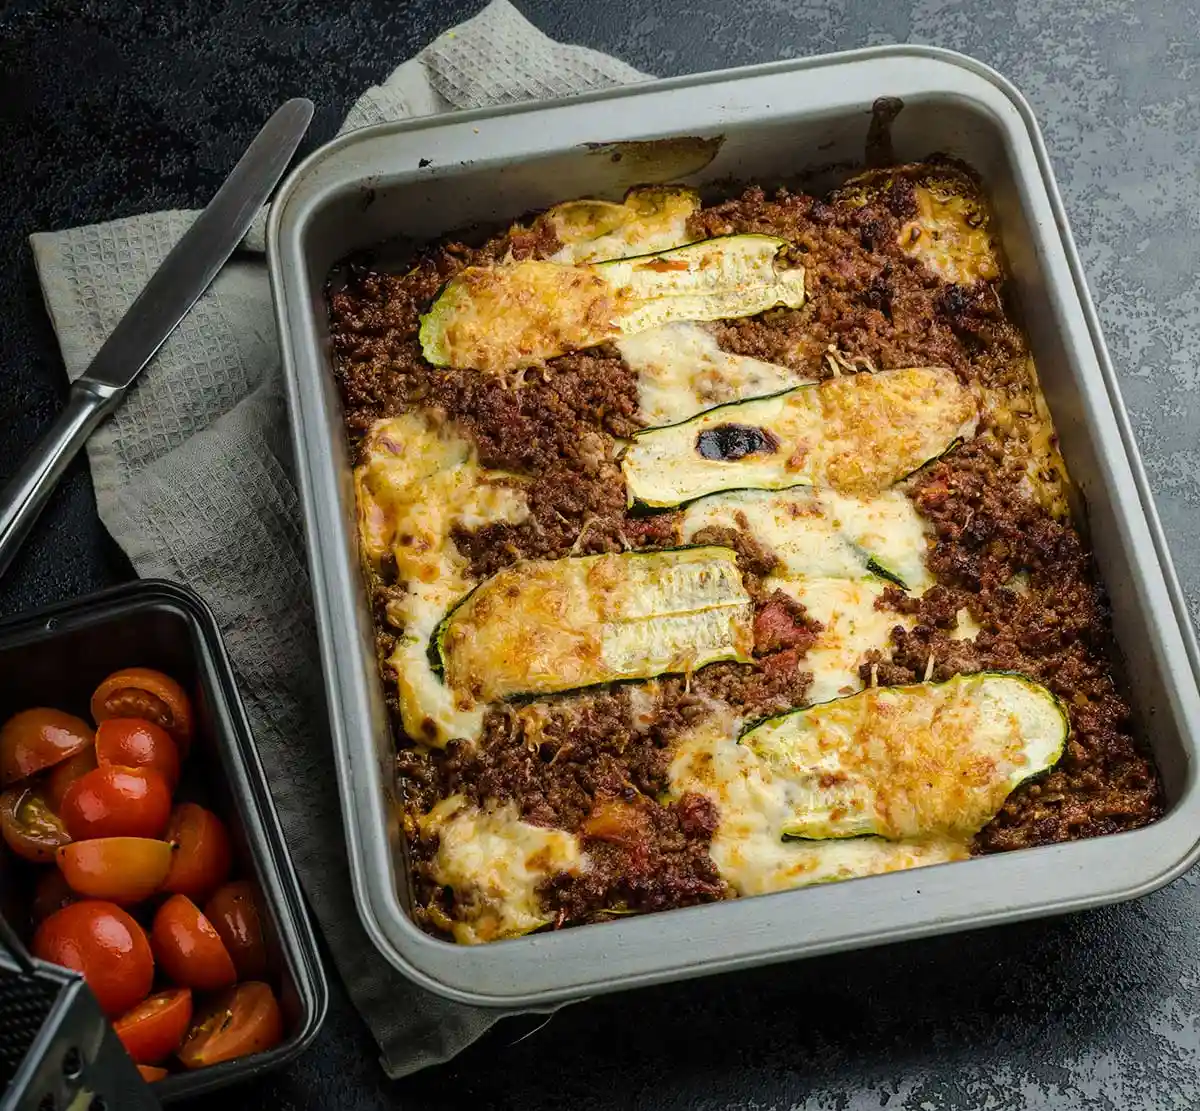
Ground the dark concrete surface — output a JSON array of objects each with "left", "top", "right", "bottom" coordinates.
[{"left": 3, "top": 1, "right": 1200, "bottom": 1108}]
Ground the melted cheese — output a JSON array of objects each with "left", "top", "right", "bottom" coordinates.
[
  {"left": 950, "top": 607, "right": 983, "bottom": 641},
  {"left": 421, "top": 796, "right": 589, "bottom": 945},
  {"left": 356, "top": 412, "right": 529, "bottom": 747},
  {"left": 617, "top": 322, "right": 809, "bottom": 426},
  {"left": 546, "top": 186, "right": 699, "bottom": 265},
  {"left": 773, "top": 577, "right": 912, "bottom": 705},
  {"left": 899, "top": 183, "right": 1000, "bottom": 285},
  {"left": 668, "top": 711, "right": 967, "bottom": 897},
  {"left": 439, "top": 548, "right": 753, "bottom": 702}
]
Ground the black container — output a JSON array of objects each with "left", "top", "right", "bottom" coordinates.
[{"left": 0, "top": 580, "right": 328, "bottom": 1101}]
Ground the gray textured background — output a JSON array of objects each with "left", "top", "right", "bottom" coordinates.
[{"left": 2, "top": 1, "right": 1198, "bottom": 1108}]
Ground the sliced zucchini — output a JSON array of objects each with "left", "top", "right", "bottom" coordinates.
[
  {"left": 434, "top": 546, "right": 753, "bottom": 702},
  {"left": 545, "top": 185, "right": 700, "bottom": 264},
  {"left": 419, "top": 235, "right": 805, "bottom": 373},
  {"left": 741, "top": 672, "right": 1067, "bottom": 841},
  {"left": 622, "top": 366, "right": 978, "bottom": 509}
]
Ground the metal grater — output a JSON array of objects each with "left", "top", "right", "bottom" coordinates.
[{"left": 0, "top": 913, "right": 159, "bottom": 1111}]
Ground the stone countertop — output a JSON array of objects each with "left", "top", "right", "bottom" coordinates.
[{"left": 2, "top": 1, "right": 1198, "bottom": 1108}]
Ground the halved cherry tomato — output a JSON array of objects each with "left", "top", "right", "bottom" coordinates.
[
  {"left": 204, "top": 880, "right": 268, "bottom": 981},
  {"left": 33, "top": 900, "right": 153, "bottom": 1017},
  {"left": 137, "top": 1065, "right": 168, "bottom": 1083},
  {"left": 59, "top": 766, "right": 172, "bottom": 841},
  {"left": 177, "top": 981, "right": 283, "bottom": 1069},
  {"left": 162, "top": 803, "right": 231, "bottom": 901},
  {"left": 95, "top": 718, "right": 180, "bottom": 790},
  {"left": 0, "top": 708, "right": 93, "bottom": 786},
  {"left": 114, "top": 987, "right": 193, "bottom": 1064},
  {"left": 91, "top": 668, "right": 193, "bottom": 758},
  {"left": 150, "top": 894, "right": 237, "bottom": 991},
  {"left": 0, "top": 786, "right": 71, "bottom": 863},
  {"left": 32, "top": 867, "right": 77, "bottom": 925},
  {"left": 45, "top": 746, "right": 99, "bottom": 811},
  {"left": 58, "top": 837, "right": 172, "bottom": 903}
]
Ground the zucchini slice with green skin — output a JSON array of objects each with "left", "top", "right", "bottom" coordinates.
[
  {"left": 622, "top": 366, "right": 978, "bottom": 509},
  {"left": 741, "top": 672, "right": 1067, "bottom": 842},
  {"left": 433, "top": 546, "right": 754, "bottom": 702},
  {"left": 418, "top": 234, "right": 805, "bottom": 374},
  {"left": 544, "top": 185, "right": 700, "bottom": 264}
]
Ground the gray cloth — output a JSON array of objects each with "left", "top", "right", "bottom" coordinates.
[{"left": 28, "top": 0, "right": 646, "bottom": 1079}]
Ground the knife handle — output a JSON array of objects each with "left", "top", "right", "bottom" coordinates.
[{"left": 0, "top": 380, "right": 122, "bottom": 581}]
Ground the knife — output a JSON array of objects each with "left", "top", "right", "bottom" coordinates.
[{"left": 0, "top": 97, "right": 314, "bottom": 581}]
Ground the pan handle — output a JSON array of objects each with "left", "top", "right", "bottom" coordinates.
[{"left": 0, "top": 379, "right": 121, "bottom": 581}]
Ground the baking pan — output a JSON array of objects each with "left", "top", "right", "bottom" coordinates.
[
  {"left": 266, "top": 45, "right": 1200, "bottom": 1007},
  {"left": 0, "top": 580, "right": 328, "bottom": 1099}
]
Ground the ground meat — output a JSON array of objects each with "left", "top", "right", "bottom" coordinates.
[{"left": 327, "top": 168, "right": 1164, "bottom": 940}]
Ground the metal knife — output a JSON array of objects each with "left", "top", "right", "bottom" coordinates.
[{"left": 0, "top": 97, "right": 314, "bottom": 581}]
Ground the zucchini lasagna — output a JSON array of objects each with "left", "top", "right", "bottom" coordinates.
[{"left": 328, "top": 160, "right": 1163, "bottom": 945}]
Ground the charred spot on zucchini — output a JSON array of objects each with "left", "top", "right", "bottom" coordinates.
[
  {"left": 741, "top": 672, "right": 1067, "bottom": 842},
  {"left": 419, "top": 234, "right": 806, "bottom": 373},
  {"left": 432, "top": 546, "right": 754, "bottom": 702},
  {"left": 622, "top": 367, "right": 978, "bottom": 509}
]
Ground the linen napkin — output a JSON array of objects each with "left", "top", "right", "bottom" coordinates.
[{"left": 28, "top": 0, "right": 647, "bottom": 1078}]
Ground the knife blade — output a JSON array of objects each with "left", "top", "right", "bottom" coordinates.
[{"left": 0, "top": 97, "right": 313, "bottom": 581}]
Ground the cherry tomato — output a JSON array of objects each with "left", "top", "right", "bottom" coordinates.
[
  {"left": 32, "top": 867, "right": 77, "bottom": 925},
  {"left": 58, "top": 837, "right": 172, "bottom": 903},
  {"left": 114, "top": 987, "right": 193, "bottom": 1064},
  {"left": 162, "top": 803, "right": 231, "bottom": 901},
  {"left": 0, "top": 708, "right": 93, "bottom": 786},
  {"left": 91, "top": 668, "right": 193, "bottom": 758},
  {"left": 204, "top": 880, "right": 268, "bottom": 981},
  {"left": 95, "top": 718, "right": 180, "bottom": 790},
  {"left": 33, "top": 900, "right": 153, "bottom": 1017},
  {"left": 137, "top": 1065, "right": 168, "bottom": 1083},
  {"left": 177, "top": 981, "right": 283, "bottom": 1069},
  {"left": 59, "top": 766, "right": 172, "bottom": 841},
  {"left": 0, "top": 786, "right": 71, "bottom": 863},
  {"left": 150, "top": 894, "right": 237, "bottom": 992},
  {"left": 45, "top": 746, "right": 99, "bottom": 812}
]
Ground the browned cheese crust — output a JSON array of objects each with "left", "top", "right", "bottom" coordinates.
[{"left": 327, "top": 160, "right": 1163, "bottom": 938}]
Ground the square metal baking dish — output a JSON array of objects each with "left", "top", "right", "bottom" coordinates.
[
  {"left": 0, "top": 581, "right": 328, "bottom": 1099},
  {"left": 267, "top": 45, "right": 1200, "bottom": 1008}
]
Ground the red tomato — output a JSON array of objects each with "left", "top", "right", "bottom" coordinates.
[
  {"left": 114, "top": 987, "right": 193, "bottom": 1064},
  {"left": 32, "top": 901, "right": 154, "bottom": 1017},
  {"left": 0, "top": 708, "right": 93, "bottom": 786},
  {"left": 45, "top": 746, "right": 99, "bottom": 812},
  {"left": 162, "top": 803, "right": 231, "bottom": 901},
  {"left": 137, "top": 1065, "right": 168, "bottom": 1083},
  {"left": 31, "top": 867, "right": 77, "bottom": 925},
  {"left": 95, "top": 718, "right": 180, "bottom": 790},
  {"left": 177, "top": 981, "right": 283, "bottom": 1068},
  {"left": 59, "top": 766, "right": 172, "bottom": 841},
  {"left": 150, "top": 894, "right": 237, "bottom": 992},
  {"left": 58, "top": 837, "right": 172, "bottom": 903},
  {"left": 0, "top": 786, "right": 71, "bottom": 863},
  {"left": 91, "top": 668, "right": 193, "bottom": 758},
  {"left": 204, "top": 880, "right": 268, "bottom": 981}
]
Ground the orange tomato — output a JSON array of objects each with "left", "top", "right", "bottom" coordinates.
[
  {"left": 57, "top": 837, "right": 172, "bottom": 903},
  {"left": 95, "top": 718, "right": 180, "bottom": 790},
  {"left": 0, "top": 785, "right": 71, "bottom": 863},
  {"left": 91, "top": 668, "right": 193, "bottom": 757},
  {"left": 114, "top": 987, "right": 193, "bottom": 1064},
  {"left": 177, "top": 981, "right": 283, "bottom": 1069},
  {"left": 137, "top": 1064, "right": 168, "bottom": 1083},
  {"left": 205, "top": 880, "right": 268, "bottom": 981},
  {"left": 150, "top": 894, "right": 237, "bottom": 992},
  {"left": 45, "top": 746, "right": 99, "bottom": 812},
  {"left": 33, "top": 900, "right": 153, "bottom": 1017},
  {"left": 31, "top": 867, "right": 77, "bottom": 925},
  {"left": 59, "top": 766, "right": 172, "bottom": 841},
  {"left": 0, "top": 708, "right": 93, "bottom": 786},
  {"left": 162, "top": 803, "right": 231, "bottom": 902}
]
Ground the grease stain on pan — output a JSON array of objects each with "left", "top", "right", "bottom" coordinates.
[{"left": 581, "top": 135, "right": 724, "bottom": 179}]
